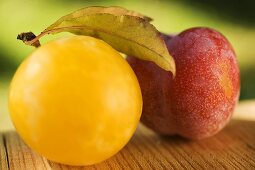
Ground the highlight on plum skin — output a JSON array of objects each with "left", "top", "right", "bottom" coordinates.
[{"left": 127, "top": 27, "right": 240, "bottom": 139}]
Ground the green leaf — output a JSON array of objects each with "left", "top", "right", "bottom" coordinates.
[
  {"left": 48, "top": 6, "right": 153, "bottom": 27},
  {"left": 17, "top": 6, "right": 175, "bottom": 74}
]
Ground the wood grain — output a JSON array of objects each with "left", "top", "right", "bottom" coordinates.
[
  {"left": 4, "top": 132, "right": 51, "bottom": 170},
  {"left": 1, "top": 119, "right": 255, "bottom": 170},
  {"left": 0, "top": 133, "right": 8, "bottom": 170}
]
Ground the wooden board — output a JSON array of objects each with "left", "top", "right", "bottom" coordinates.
[
  {"left": 0, "top": 119, "right": 255, "bottom": 170},
  {"left": 0, "top": 133, "right": 8, "bottom": 170}
]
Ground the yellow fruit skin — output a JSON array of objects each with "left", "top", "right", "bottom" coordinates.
[{"left": 9, "top": 36, "right": 142, "bottom": 166}]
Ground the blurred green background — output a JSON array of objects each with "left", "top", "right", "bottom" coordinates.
[{"left": 1, "top": 0, "right": 255, "bottom": 130}]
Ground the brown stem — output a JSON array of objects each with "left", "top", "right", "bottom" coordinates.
[{"left": 17, "top": 32, "right": 41, "bottom": 48}]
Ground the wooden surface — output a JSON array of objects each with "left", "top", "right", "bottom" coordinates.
[{"left": 0, "top": 119, "right": 255, "bottom": 170}]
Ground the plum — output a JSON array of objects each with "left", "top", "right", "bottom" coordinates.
[{"left": 127, "top": 27, "right": 240, "bottom": 139}]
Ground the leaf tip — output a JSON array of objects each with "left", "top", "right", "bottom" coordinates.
[
  {"left": 163, "top": 58, "right": 176, "bottom": 76},
  {"left": 170, "top": 61, "right": 176, "bottom": 77},
  {"left": 166, "top": 55, "right": 176, "bottom": 76}
]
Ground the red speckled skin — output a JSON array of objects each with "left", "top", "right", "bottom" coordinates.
[{"left": 127, "top": 28, "right": 240, "bottom": 139}]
